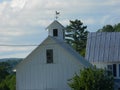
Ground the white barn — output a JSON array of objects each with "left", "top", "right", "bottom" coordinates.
[
  {"left": 15, "top": 20, "right": 91, "bottom": 90},
  {"left": 85, "top": 32, "right": 120, "bottom": 90}
]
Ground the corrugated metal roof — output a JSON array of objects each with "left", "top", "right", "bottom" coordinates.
[{"left": 85, "top": 32, "right": 120, "bottom": 63}]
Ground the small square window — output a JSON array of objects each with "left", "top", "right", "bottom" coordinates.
[
  {"left": 46, "top": 49, "right": 53, "bottom": 64},
  {"left": 53, "top": 29, "right": 58, "bottom": 36}
]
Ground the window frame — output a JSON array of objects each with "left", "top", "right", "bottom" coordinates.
[
  {"left": 46, "top": 49, "right": 53, "bottom": 64},
  {"left": 107, "top": 64, "right": 113, "bottom": 76}
]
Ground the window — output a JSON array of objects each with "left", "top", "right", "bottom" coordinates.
[
  {"left": 107, "top": 65, "right": 112, "bottom": 71},
  {"left": 46, "top": 49, "right": 53, "bottom": 64},
  {"left": 113, "top": 64, "right": 117, "bottom": 77},
  {"left": 53, "top": 29, "right": 58, "bottom": 36},
  {"left": 107, "top": 65, "right": 112, "bottom": 72},
  {"left": 107, "top": 65, "right": 113, "bottom": 75}
]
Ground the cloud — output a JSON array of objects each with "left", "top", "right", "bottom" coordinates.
[
  {"left": 0, "top": 0, "right": 120, "bottom": 58},
  {"left": 11, "top": 0, "right": 26, "bottom": 9},
  {"left": 0, "top": 45, "right": 36, "bottom": 58}
]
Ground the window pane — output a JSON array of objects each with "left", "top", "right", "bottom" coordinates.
[
  {"left": 113, "top": 64, "right": 117, "bottom": 77},
  {"left": 107, "top": 65, "right": 112, "bottom": 75},
  {"left": 107, "top": 65, "right": 112, "bottom": 71},
  {"left": 46, "top": 49, "right": 53, "bottom": 64},
  {"left": 53, "top": 29, "right": 58, "bottom": 36}
]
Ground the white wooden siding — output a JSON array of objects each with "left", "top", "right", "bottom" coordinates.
[
  {"left": 16, "top": 38, "right": 84, "bottom": 90},
  {"left": 47, "top": 20, "right": 64, "bottom": 41}
]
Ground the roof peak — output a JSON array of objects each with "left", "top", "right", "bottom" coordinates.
[{"left": 46, "top": 20, "right": 64, "bottom": 29}]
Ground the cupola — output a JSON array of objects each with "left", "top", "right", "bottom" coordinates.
[{"left": 46, "top": 20, "right": 65, "bottom": 41}]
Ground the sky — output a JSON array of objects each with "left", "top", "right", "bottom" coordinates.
[{"left": 0, "top": 0, "right": 120, "bottom": 59}]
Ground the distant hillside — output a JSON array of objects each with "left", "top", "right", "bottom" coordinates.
[
  {"left": 0, "top": 58, "right": 23, "bottom": 62},
  {"left": 0, "top": 58, "right": 23, "bottom": 73}
]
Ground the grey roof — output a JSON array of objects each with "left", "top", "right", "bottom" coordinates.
[
  {"left": 85, "top": 32, "right": 120, "bottom": 63},
  {"left": 15, "top": 36, "right": 92, "bottom": 69},
  {"left": 46, "top": 20, "right": 64, "bottom": 29},
  {"left": 50, "top": 36, "right": 92, "bottom": 67}
]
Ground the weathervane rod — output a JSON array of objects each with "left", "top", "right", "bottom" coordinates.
[{"left": 55, "top": 11, "right": 60, "bottom": 20}]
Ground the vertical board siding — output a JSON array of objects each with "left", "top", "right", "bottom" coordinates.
[
  {"left": 86, "top": 32, "right": 120, "bottom": 63},
  {"left": 17, "top": 42, "right": 82, "bottom": 90}
]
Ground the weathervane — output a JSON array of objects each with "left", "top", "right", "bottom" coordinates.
[{"left": 55, "top": 11, "right": 60, "bottom": 20}]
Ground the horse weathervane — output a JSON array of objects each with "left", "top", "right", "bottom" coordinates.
[{"left": 55, "top": 11, "right": 60, "bottom": 20}]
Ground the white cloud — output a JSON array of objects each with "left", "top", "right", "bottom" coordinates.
[
  {"left": 0, "top": 37, "right": 11, "bottom": 43},
  {"left": 82, "top": 18, "right": 96, "bottom": 25},
  {"left": 0, "top": 46, "right": 35, "bottom": 52},
  {"left": 0, "top": 46, "right": 36, "bottom": 58},
  {"left": 0, "top": 0, "right": 120, "bottom": 58},
  {"left": 11, "top": 0, "right": 26, "bottom": 9},
  {"left": 100, "top": 15, "right": 111, "bottom": 25}
]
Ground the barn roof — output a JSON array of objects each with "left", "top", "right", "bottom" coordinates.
[
  {"left": 15, "top": 36, "right": 92, "bottom": 70},
  {"left": 46, "top": 20, "right": 64, "bottom": 30},
  {"left": 85, "top": 32, "right": 120, "bottom": 63},
  {"left": 50, "top": 36, "right": 92, "bottom": 67}
]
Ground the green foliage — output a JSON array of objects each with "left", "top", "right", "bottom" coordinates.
[
  {"left": 0, "top": 64, "right": 9, "bottom": 82},
  {"left": 7, "top": 75, "right": 16, "bottom": 90},
  {"left": 114, "top": 23, "right": 120, "bottom": 31},
  {"left": 0, "top": 74, "right": 16, "bottom": 90},
  {"left": 0, "top": 83, "right": 10, "bottom": 90},
  {"left": 98, "top": 23, "right": 120, "bottom": 32},
  {"left": 0, "top": 60, "right": 21, "bottom": 90},
  {"left": 98, "top": 25, "right": 114, "bottom": 32},
  {"left": 68, "top": 67, "right": 114, "bottom": 90},
  {"left": 65, "top": 19, "right": 89, "bottom": 56}
]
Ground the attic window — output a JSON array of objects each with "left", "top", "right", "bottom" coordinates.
[
  {"left": 46, "top": 49, "right": 53, "bottom": 64},
  {"left": 53, "top": 29, "right": 58, "bottom": 36}
]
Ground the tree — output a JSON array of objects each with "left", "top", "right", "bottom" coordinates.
[
  {"left": 0, "top": 60, "right": 20, "bottom": 90},
  {"left": 97, "top": 23, "right": 120, "bottom": 32},
  {"left": 65, "top": 19, "right": 89, "bottom": 56},
  {"left": 0, "top": 83, "right": 10, "bottom": 90},
  {"left": 68, "top": 67, "right": 114, "bottom": 90},
  {"left": 97, "top": 25, "right": 114, "bottom": 32},
  {"left": 114, "top": 23, "right": 120, "bottom": 31},
  {"left": 0, "top": 74, "right": 16, "bottom": 90},
  {"left": 0, "top": 66, "right": 9, "bottom": 82}
]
